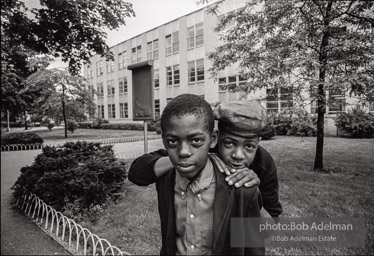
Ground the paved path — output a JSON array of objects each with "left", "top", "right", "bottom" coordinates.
[
  {"left": 1, "top": 150, "right": 71, "bottom": 255},
  {"left": 0, "top": 139, "right": 163, "bottom": 255}
]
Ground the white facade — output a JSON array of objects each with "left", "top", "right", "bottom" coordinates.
[{"left": 83, "top": 0, "right": 372, "bottom": 135}]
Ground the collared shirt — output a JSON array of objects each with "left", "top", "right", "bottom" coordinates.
[{"left": 174, "top": 159, "right": 216, "bottom": 255}]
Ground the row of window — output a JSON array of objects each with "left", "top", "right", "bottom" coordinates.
[
  {"left": 97, "top": 103, "right": 129, "bottom": 119},
  {"left": 96, "top": 78, "right": 128, "bottom": 97},
  {"left": 89, "top": 23, "right": 205, "bottom": 77},
  {"left": 94, "top": 59, "right": 205, "bottom": 96}
]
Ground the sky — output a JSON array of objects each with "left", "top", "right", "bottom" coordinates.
[{"left": 23, "top": 0, "right": 213, "bottom": 69}]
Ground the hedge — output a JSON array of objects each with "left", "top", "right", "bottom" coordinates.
[
  {"left": 1, "top": 132, "right": 44, "bottom": 146},
  {"left": 11, "top": 141, "right": 127, "bottom": 220}
]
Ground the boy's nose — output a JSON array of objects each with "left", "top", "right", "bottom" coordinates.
[
  {"left": 232, "top": 147, "right": 245, "bottom": 160},
  {"left": 179, "top": 142, "right": 192, "bottom": 157}
]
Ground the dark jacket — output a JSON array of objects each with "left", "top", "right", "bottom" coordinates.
[
  {"left": 129, "top": 146, "right": 282, "bottom": 218},
  {"left": 129, "top": 150, "right": 265, "bottom": 255}
]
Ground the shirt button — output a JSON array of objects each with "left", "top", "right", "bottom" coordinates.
[
  {"left": 191, "top": 244, "right": 195, "bottom": 249},
  {"left": 181, "top": 191, "right": 185, "bottom": 196},
  {"left": 190, "top": 214, "right": 195, "bottom": 219},
  {"left": 197, "top": 193, "right": 201, "bottom": 199}
]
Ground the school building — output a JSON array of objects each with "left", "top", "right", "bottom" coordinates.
[{"left": 82, "top": 0, "right": 372, "bottom": 136}]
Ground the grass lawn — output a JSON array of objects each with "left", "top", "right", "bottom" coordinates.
[
  {"left": 71, "top": 136, "right": 374, "bottom": 255},
  {"left": 2, "top": 127, "right": 158, "bottom": 145}
]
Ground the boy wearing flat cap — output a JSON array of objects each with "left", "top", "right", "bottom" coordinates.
[
  {"left": 211, "top": 100, "right": 282, "bottom": 220},
  {"left": 129, "top": 94, "right": 264, "bottom": 255}
]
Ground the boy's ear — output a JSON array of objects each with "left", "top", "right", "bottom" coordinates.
[{"left": 210, "top": 129, "right": 219, "bottom": 149}]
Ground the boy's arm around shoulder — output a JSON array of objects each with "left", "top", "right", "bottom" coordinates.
[
  {"left": 128, "top": 149, "right": 168, "bottom": 186},
  {"left": 253, "top": 145, "right": 283, "bottom": 218}
]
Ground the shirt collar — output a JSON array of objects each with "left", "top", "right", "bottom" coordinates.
[{"left": 175, "top": 159, "right": 215, "bottom": 198}]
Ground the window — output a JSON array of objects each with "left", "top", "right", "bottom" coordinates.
[
  {"left": 196, "top": 59, "right": 204, "bottom": 81},
  {"left": 369, "top": 102, "right": 374, "bottom": 112},
  {"left": 118, "top": 51, "right": 127, "bottom": 69},
  {"left": 187, "top": 26, "right": 195, "bottom": 48},
  {"left": 166, "top": 66, "right": 173, "bottom": 86},
  {"left": 147, "top": 39, "right": 159, "bottom": 60},
  {"left": 187, "top": 23, "right": 204, "bottom": 49},
  {"left": 120, "top": 103, "right": 128, "bottom": 118},
  {"left": 147, "top": 41, "right": 153, "bottom": 60},
  {"left": 96, "top": 60, "right": 103, "bottom": 76},
  {"left": 328, "top": 88, "right": 345, "bottom": 113},
  {"left": 154, "top": 69, "right": 159, "bottom": 88},
  {"left": 227, "top": 76, "right": 236, "bottom": 92},
  {"left": 119, "top": 77, "right": 127, "bottom": 94},
  {"left": 98, "top": 105, "right": 104, "bottom": 118},
  {"left": 132, "top": 46, "right": 142, "bottom": 63},
  {"left": 266, "top": 87, "right": 293, "bottom": 114},
  {"left": 166, "top": 65, "right": 180, "bottom": 86},
  {"left": 97, "top": 82, "right": 104, "bottom": 97},
  {"left": 106, "top": 60, "right": 114, "bottom": 73},
  {"left": 87, "top": 64, "right": 93, "bottom": 78},
  {"left": 88, "top": 85, "right": 95, "bottom": 97},
  {"left": 172, "top": 31, "right": 179, "bottom": 53},
  {"left": 165, "top": 32, "right": 179, "bottom": 56},
  {"left": 155, "top": 99, "right": 160, "bottom": 118},
  {"left": 107, "top": 80, "right": 115, "bottom": 96},
  {"left": 108, "top": 104, "right": 116, "bottom": 118},
  {"left": 165, "top": 35, "right": 172, "bottom": 56},
  {"left": 188, "top": 61, "right": 196, "bottom": 83},
  {"left": 195, "top": 22, "right": 204, "bottom": 47},
  {"left": 218, "top": 77, "right": 227, "bottom": 91},
  {"left": 153, "top": 39, "right": 159, "bottom": 59},
  {"left": 173, "top": 65, "right": 180, "bottom": 85},
  {"left": 311, "top": 100, "right": 318, "bottom": 114}
]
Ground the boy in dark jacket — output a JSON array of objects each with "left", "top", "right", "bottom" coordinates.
[{"left": 129, "top": 94, "right": 265, "bottom": 255}]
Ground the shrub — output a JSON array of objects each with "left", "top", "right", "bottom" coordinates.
[
  {"left": 1, "top": 132, "right": 43, "bottom": 146},
  {"left": 270, "top": 107, "right": 317, "bottom": 137},
  {"left": 1, "top": 121, "right": 24, "bottom": 128},
  {"left": 78, "top": 122, "right": 93, "bottom": 129},
  {"left": 11, "top": 141, "right": 127, "bottom": 219},
  {"left": 335, "top": 108, "right": 374, "bottom": 138},
  {"left": 67, "top": 119, "right": 78, "bottom": 133},
  {"left": 92, "top": 117, "right": 109, "bottom": 129},
  {"left": 101, "top": 123, "right": 144, "bottom": 130},
  {"left": 148, "top": 119, "right": 161, "bottom": 134},
  {"left": 260, "top": 123, "right": 276, "bottom": 140},
  {"left": 46, "top": 122, "right": 54, "bottom": 131}
]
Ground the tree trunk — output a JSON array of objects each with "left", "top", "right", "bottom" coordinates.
[
  {"left": 313, "top": 0, "right": 333, "bottom": 171},
  {"left": 24, "top": 112, "right": 28, "bottom": 130},
  {"left": 62, "top": 98, "right": 67, "bottom": 138}
]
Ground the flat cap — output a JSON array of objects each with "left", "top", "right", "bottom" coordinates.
[{"left": 214, "top": 100, "right": 267, "bottom": 138}]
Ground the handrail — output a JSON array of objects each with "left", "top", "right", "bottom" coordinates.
[
  {"left": 1, "top": 135, "right": 161, "bottom": 151},
  {"left": 15, "top": 191, "right": 131, "bottom": 255}
]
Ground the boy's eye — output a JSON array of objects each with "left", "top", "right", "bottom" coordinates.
[
  {"left": 245, "top": 144, "right": 256, "bottom": 150},
  {"left": 167, "top": 139, "right": 178, "bottom": 146},
  {"left": 191, "top": 138, "right": 204, "bottom": 146},
  {"left": 223, "top": 141, "right": 234, "bottom": 147}
]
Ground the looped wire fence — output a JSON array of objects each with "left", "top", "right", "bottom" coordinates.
[
  {"left": 1, "top": 135, "right": 161, "bottom": 152},
  {"left": 15, "top": 192, "right": 131, "bottom": 256}
]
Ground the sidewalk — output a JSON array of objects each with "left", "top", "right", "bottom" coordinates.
[
  {"left": 1, "top": 150, "right": 71, "bottom": 255},
  {"left": 0, "top": 138, "right": 163, "bottom": 255}
]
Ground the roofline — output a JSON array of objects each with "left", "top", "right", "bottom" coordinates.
[{"left": 108, "top": 0, "right": 219, "bottom": 49}]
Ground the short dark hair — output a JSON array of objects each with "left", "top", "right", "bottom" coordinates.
[{"left": 160, "top": 94, "right": 214, "bottom": 133}]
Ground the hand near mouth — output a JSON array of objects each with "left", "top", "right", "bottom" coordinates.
[{"left": 209, "top": 154, "right": 260, "bottom": 188}]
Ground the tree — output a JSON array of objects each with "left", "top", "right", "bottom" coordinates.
[
  {"left": 203, "top": 0, "right": 374, "bottom": 170},
  {"left": 2, "top": 0, "right": 135, "bottom": 75},
  {"left": 27, "top": 68, "right": 96, "bottom": 138},
  {"left": 1, "top": 0, "right": 134, "bottom": 124}
]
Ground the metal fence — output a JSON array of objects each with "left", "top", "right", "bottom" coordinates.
[
  {"left": 15, "top": 192, "right": 131, "bottom": 256},
  {"left": 1, "top": 135, "right": 161, "bottom": 152}
]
